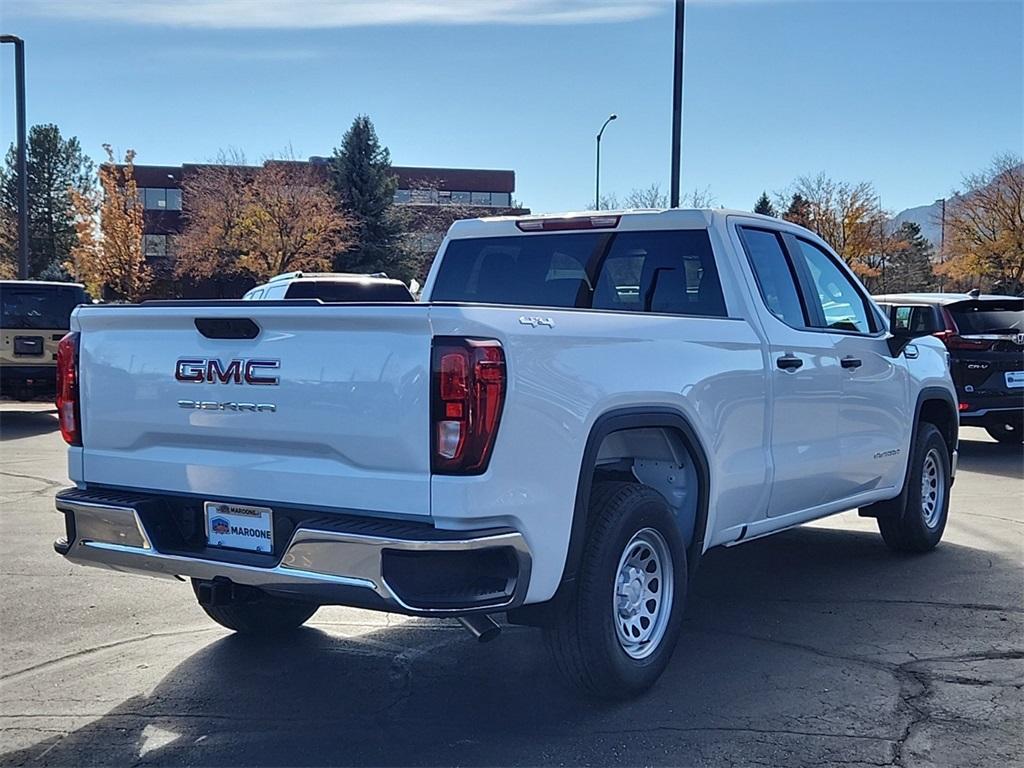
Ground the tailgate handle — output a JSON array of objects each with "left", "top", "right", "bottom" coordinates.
[{"left": 194, "top": 317, "right": 260, "bottom": 340}]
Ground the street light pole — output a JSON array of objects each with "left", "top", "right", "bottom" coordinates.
[
  {"left": 1, "top": 35, "right": 27, "bottom": 279},
  {"left": 595, "top": 113, "right": 617, "bottom": 210},
  {"left": 669, "top": 0, "right": 685, "bottom": 208}
]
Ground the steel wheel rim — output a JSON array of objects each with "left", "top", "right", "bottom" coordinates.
[
  {"left": 920, "top": 448, "right": 945, "bottom": 528},
  {"left": 613, "top": 527, "right": 674, "bottom": 660}
]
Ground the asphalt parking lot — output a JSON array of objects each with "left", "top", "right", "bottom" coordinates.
[{"left": 0, "top": 402, "right": 1021, "bottom": 768}]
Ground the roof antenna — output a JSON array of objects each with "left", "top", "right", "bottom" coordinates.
[{"left": 967, "top": 287, "right": 981, "bottom": 298}]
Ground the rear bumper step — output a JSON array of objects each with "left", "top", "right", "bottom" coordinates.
[{"left": 54, "top": 487, "right": 531, "bottom": 616}]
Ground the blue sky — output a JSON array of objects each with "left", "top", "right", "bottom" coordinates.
[{"left": 1, "top": 0, "right": 1021, "bottom": 215}]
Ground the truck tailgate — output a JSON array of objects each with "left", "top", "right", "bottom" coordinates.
[{"left": 74, "top": 303, "right": 432, "bottom": 517}]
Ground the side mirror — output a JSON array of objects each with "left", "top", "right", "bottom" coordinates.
[{"left": 886, "top": 328, "right": 927, "bottom": 357}]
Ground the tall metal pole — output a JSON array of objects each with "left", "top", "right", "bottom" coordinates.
[
  {"left": 595, "top": 113, "right": 616, "bottom": 210},
  {"left": 669, "top": 0, "right": 685, "bottom": 208},
  {"left": 1, "top": 35, "right": 27, "bottom": 278},
  {"left": 938, "top": 197, "right": 946, "bottom": 290}
]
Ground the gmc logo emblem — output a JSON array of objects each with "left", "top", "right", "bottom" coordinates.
[{"left": 175, "top": 358, "right": 280, "bottom": 385}]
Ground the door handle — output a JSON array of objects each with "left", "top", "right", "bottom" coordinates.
[
  {"left": 776, "top": 355, "right": 803, "bottom": 371},
  {"left": 841, "top": 356, "right": 863, "bottom": 369}
]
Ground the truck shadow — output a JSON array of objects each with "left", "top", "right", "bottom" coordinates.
[
  {"left": 0, "top": 408, "right": 59, "bottom": 441},
  {"left": 956, "top": 434, "right": 1024, "bottom": 480},
  {"left": 2, "top": 525, "right": 1020, "bottom": 767}
]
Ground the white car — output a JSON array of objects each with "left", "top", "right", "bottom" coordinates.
[
  {"left": 53, "top": 209, "right": 957, "bottom": 698},
  {"left": 242, "top": 271, "right": 414, "bottom": 302}
]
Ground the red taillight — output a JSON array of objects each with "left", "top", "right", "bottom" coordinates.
[
  {"left": 933, "top": 330, "right": 994, "bottom": 351},
  {"left": 959, "top": 402, "right": 970, "bottom": 411},
  {"left": 55, "top": 332, "right": 81, "bottom": 446},
  {"left": 432, "top": 338, "right": 506, "bottom": 475}
]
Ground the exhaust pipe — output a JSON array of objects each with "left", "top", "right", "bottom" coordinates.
[{"left": 458, "top": 614, "right": 501, "bottom": 643}]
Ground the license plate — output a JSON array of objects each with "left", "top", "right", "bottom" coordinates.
[
  {"left": 1006, "top": 371, "right": 1024, "bottom": 389},
  {"left": 13, "top": 336, "right": 43, "bottom": 356},
  {"left": 205, "top": 502, "right": 273, "bottom": 553}
]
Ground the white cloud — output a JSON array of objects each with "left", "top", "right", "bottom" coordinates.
[{"left": 13, "top": 0, "right": 665, "bottom": 29}]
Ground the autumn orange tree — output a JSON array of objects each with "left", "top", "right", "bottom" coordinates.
[
  {"left": 176, "top": 157, "right": 348, "bottom": 283},
  {"left": 68, "top": 146, "right": 151, "bottom": 301},
  {"left": 937, "top": 153, "right": 1024, "bottom": 293},
  {"left": 173, "top": 151, "right": 252, "bottom": 288},
  {"left": 237, "top": 161, "right": 348, "bottom": 280},
  {"left": 782, "top": 173, "right": 896, "bottom": 283}
]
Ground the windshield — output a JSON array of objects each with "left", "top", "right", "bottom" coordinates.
[
  {"left": 0, "top": 285, "right": 88, "bottom": 330},
  {"left": 948, "top": 299, "right": 1024, "bottom": 334}
]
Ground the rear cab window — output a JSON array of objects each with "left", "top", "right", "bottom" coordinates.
[{"left": 430, "top": 229, "right": 728, "bottom": 318}]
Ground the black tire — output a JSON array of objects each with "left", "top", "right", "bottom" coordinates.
[
  {"left": 191, "top": 580, "right": 318, "bottom": 634},
  {"left": 985, "top": 419, "right": 1024, "bottom": 445},
  {"left": 543, "top": 482, "right": 688, "bottom": 699},
  {"left": 877, "top": 422, "right": 951, "bottom": 553}
]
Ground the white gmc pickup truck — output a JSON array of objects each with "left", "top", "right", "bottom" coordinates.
[{"left": 54, "top": 209, "right": 958, "bottom": 698}]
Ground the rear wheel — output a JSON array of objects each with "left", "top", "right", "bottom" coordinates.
[
  {"left": 543, "top": 482, "right": 688, "bottom": 699},
  {"left": 985, "top": 418, "right": 1024, "bottom": 445},
  {"left": 878, "top": 422, "right": 951, "bottom": 553},
  {"left": 192, "top": 580, "right": 318, "bottom": 634}
]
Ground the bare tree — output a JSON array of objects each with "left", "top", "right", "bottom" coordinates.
[
  {"left": 624, "top": 183, "right": 667, "bottom": 208},
  {"left": 682, "top": 186, "right": 716, "bottom": 208}
]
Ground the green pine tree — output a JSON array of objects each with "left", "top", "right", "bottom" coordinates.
[
  {"left": 753, "top": 191, "right": 776, "bottom": 217},
  {"left": 0, "top": 124, "right": 94, "bottom": 277},
  {"left": 886, "top": 221, "right": 935, "bottom": 292},
  {"left": 783, "top": 193, "right": 812, "bottom": 229},
  {"left": 329, "top": 116, "right": 409, "bottom": 278}
]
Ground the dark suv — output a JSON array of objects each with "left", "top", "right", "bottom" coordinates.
[{"left": 875, "top": 292, "right": 1024, "bottom": 444}]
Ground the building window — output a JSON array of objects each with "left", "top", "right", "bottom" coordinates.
[
  {"left": 410, "top": 188, "right": 436, "bottom": 204},
  {"left": 143, "top": 188, "right": 166, "bottom": 209},
  {"left": 143, "top": 234, "right": 167, "bottom": 259},
  {"left": 393, "top": 189, "right": 412, "bottom": 204},
  {"left": 491, "top": 192, "right": 511, "bottom": 207},
  {"left": 451, "top": 191, "right": 471, "bottom": 205},
  {"left": 437, "top": 190, "right": 452, "bottom": 204},
  {"left": 166, "top": 189, "right": 182, "bottom": 211},
  {"left": 471, "top": 192, "right": 491, "bottom": 206}
]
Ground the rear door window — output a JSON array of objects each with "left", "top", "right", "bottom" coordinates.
[
  {"left": 431, "top": 229, "right": 727, "bottom": 317},
  {"left": 737, "top": 227, "right": 808, "bottom": 328},
  {"left": 947, "top": 299, "right": 1023, "bottom": 334}
]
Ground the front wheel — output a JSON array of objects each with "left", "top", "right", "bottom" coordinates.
[
  {"left": 543, "top": 482, "right": 688, "bottom": 699},
  {"left": 878, "top": 422, "right": 951, "bottom": 552},
  {"left": 985, "top": 419, "right": 1024, "bottom": 445}
]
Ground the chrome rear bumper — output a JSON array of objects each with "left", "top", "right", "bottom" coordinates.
[{"left": 55, "top": 488, "right": 530, "bottom": 616}]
